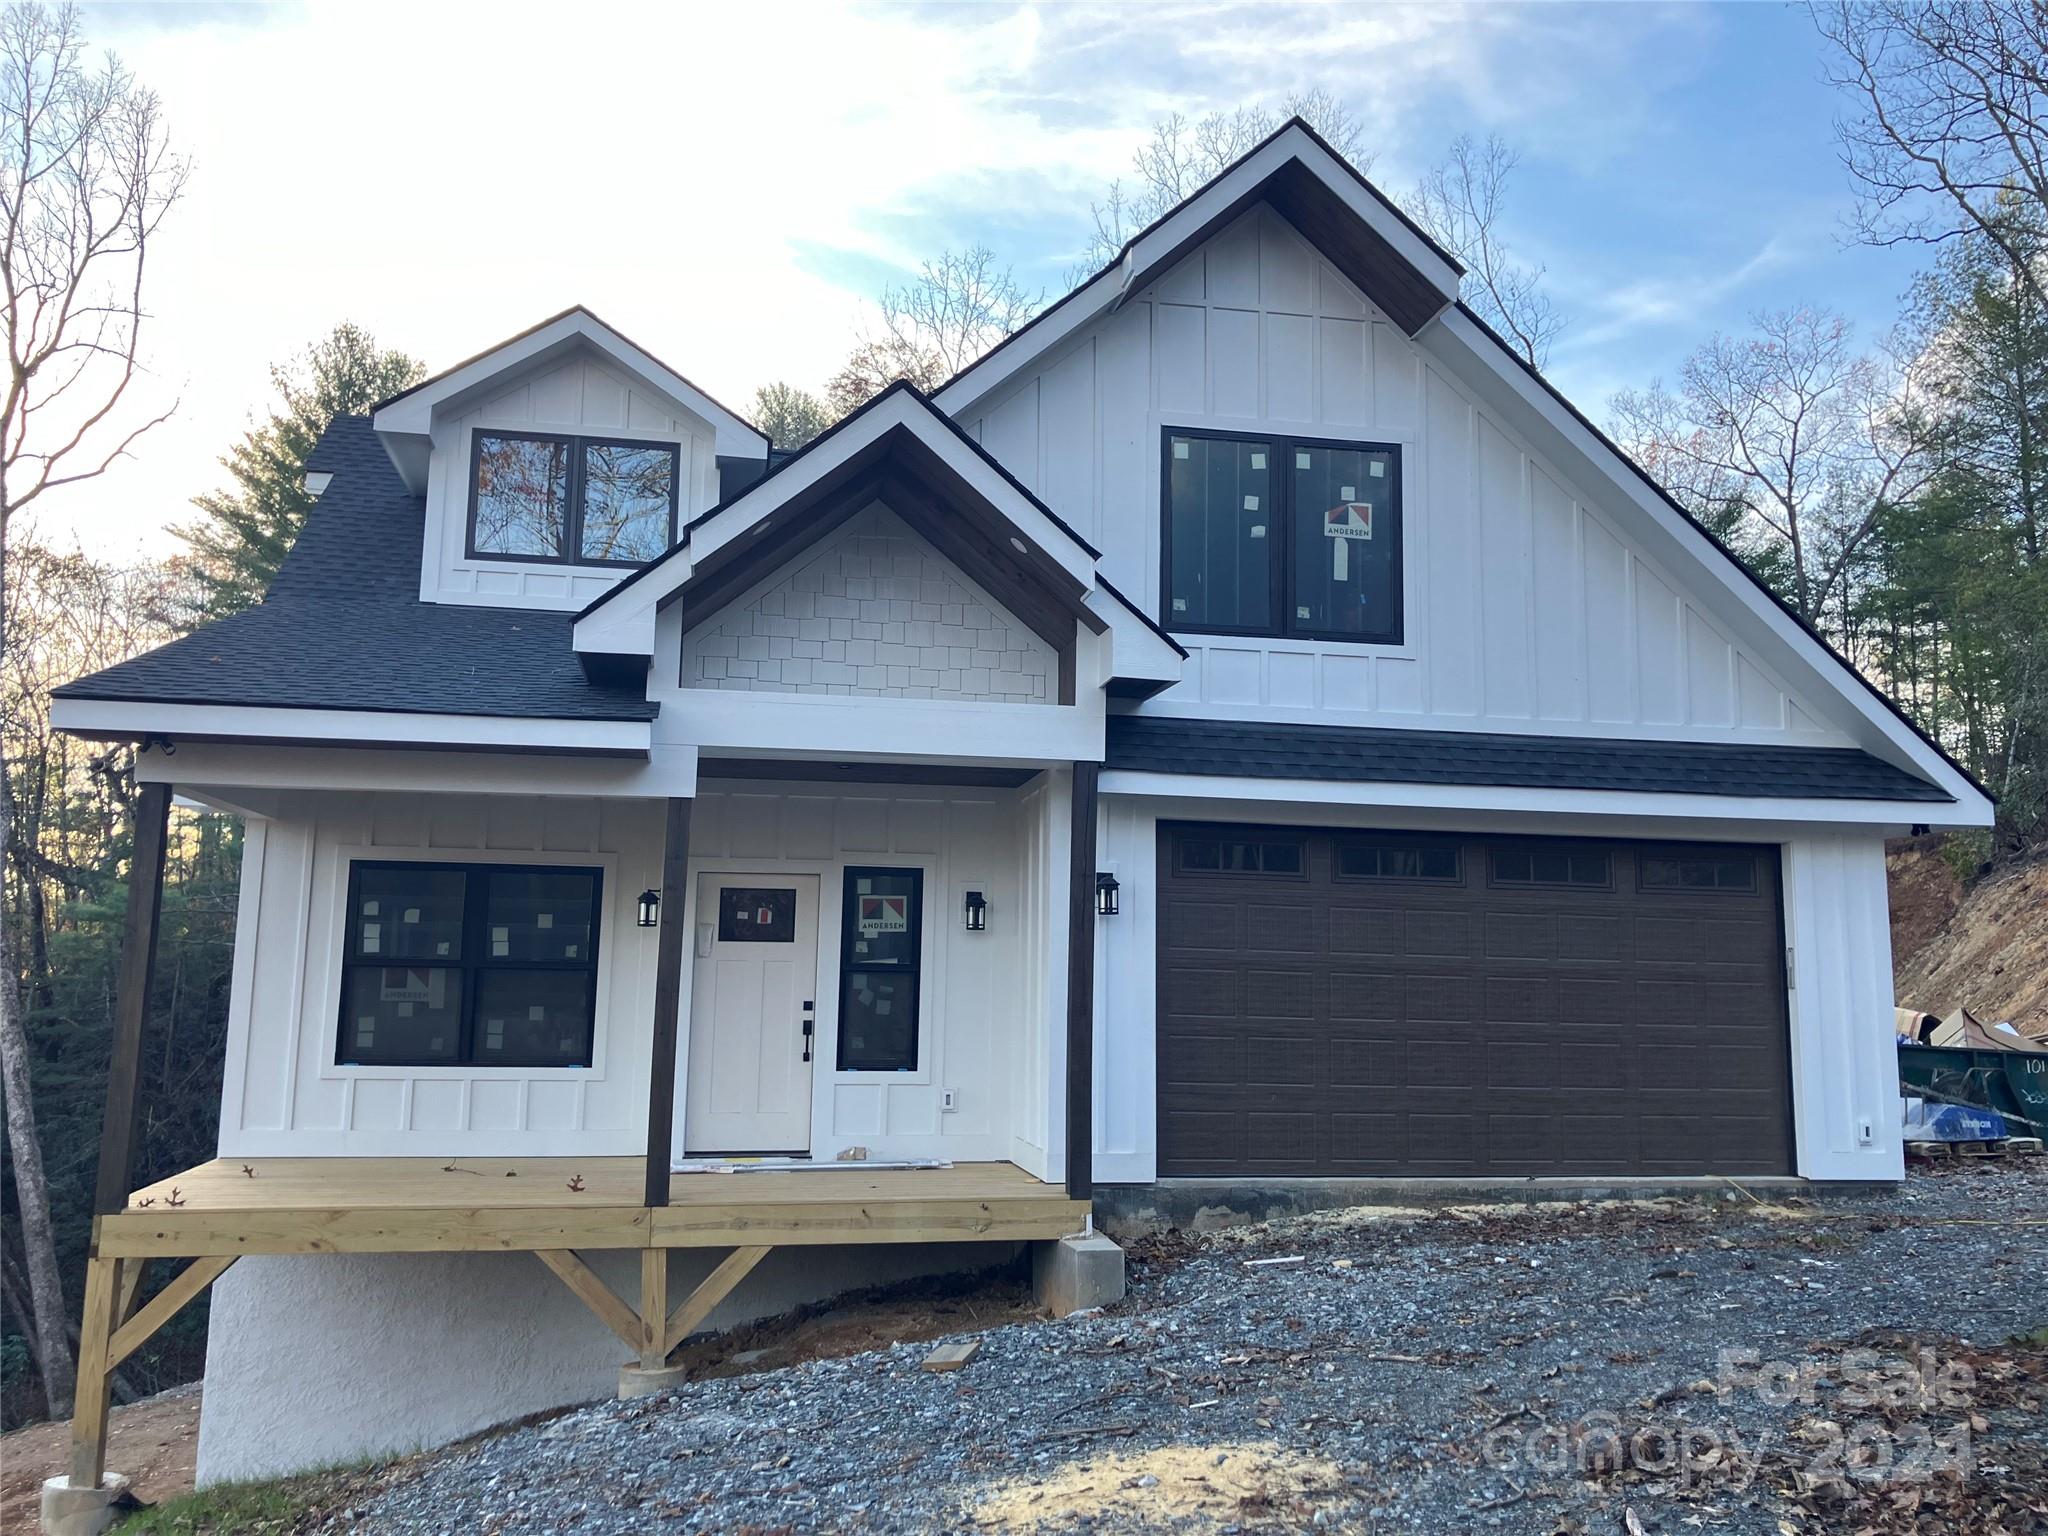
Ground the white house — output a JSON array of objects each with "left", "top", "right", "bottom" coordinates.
[{"left": 45, "top": 119, "right": 1989, "bottom": 1513}]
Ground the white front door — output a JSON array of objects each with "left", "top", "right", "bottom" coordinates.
[{"left": 684, "top": 873, "right": 819, "bottom": 1155}]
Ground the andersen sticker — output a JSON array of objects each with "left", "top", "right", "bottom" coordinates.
[
  {"left": 1325, "top": 502, "right": 1374, "bottom": 540},
  {"left": 858, "top": 894, "right": 909, "bottom": 936}
]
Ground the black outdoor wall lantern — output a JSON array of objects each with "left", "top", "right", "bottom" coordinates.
[
  {"left": 963, "top": 890, "right": 988, "bottom": 931},
  {"left": 637, "top": 888, "right": 661, "bottom": 928},
  {"left": 1095, "top": 871, "right": 1120, "bottom": 917}
]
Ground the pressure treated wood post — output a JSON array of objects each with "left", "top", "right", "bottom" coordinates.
[
  {"left": 95, "top": 780, "right": 171, "bottom": 1216},
  {"left": 67, "top": 1256, "right": 121, "bottom": 1487},
  {"left": 639, "top": 1248, "right": 669, "bottom": 1369},
  {"left": 645, "top": 798, "right": 693, "bottom": 1208},
  {"left": 1065, "top": 762, "right": 1099, "bottom": 1202}
]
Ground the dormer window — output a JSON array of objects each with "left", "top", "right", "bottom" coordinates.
[{"left": 468, "top": 430, "right": 680, "bottom": 566}]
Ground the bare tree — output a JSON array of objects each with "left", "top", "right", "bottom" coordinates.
[
  {"left": 1405, "top": 133, "right": 1565, "bottom": 368},
  {"left": 827, "top": 246, "right": 1040, "bottom": 413},
  {"left": 1080, "top": 90, "right": 1371, "bottom": 269},
  {"left": 0, "top": 0, "right": 184, "bottom": 1419},
  {"left": 1813, "top": 0, "right": 2048, "bottom": 309},
  {"left": 1610, "top": 307, "right": 1936, "bottom": 629}
]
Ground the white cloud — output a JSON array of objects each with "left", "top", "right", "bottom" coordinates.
[{"left": 39, "top": 0, "right": 1715, "bottom": 561}]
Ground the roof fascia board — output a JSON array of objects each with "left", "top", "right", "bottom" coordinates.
[
  {"left": 1099, "top": 770, "right": 1989, "bottom": 829},
  {"left": 373, "top": 309, "right": 768, "bottom": 460},
  {"left": 1427, "top": 306, "right": 1991, "bottom": 817},
  {"left": 135, "top": 741, "right": 698, "bottom": 800},
  {"left": 50, "top": 698, "right": 652, "bottom": 756},
  {"left": 936, "top": 125, "right": 1459, "bottom": 419},
  {"left": 1087, "top": 585, "right": 1183, "bottom": 688}
]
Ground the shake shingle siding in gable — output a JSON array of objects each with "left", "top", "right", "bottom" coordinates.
[
  {"left": 55, "top": 416, "right": 657, "bottom": 723},
  {"left": 1103, "top": 716, "right": 1951, "bottom": 803}
]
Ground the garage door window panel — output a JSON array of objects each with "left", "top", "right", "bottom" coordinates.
[
  {"left": 1639, "top": 853, "right": 1759, "bottom": 893},
  {"left": 1335, "top": 838, "right": 1461, "bottom": 883},
  {"left": 1172, "top": 832, "right": 1307, "bottom": 878},
  {"left": 1488, "top": 847, "right": 1613, "bottom": 890}
]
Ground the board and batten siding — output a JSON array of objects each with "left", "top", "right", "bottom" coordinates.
[
  {"left": 964, "top": 203, "right": 1843, "bottom": 745},
  {"left": 684, "top": 782, "right": 1049, "bottom": 1169},
  {"left": 419, "top": 352, "right": 722, "bottom": 610},
  {"left": 217, "top": 792, "right": 663, "bottom": 1158}
]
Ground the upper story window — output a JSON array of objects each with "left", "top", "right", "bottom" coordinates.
[
  {"left": 469, "top": 430, "right": 679, "bottom": 567},
  {"left": 1162, "top": 429, "right": 1403, "bottom": 645}
]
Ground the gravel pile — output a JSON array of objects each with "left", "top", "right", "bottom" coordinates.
[{"left": 324, "top": 1160, "right": 2048, "bottom": 1534}]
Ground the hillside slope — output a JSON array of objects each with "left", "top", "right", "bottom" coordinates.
[{"left": 1889, "top": 838, "right": 2048, "bottom": 1033}]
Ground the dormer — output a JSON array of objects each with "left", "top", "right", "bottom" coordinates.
[{"left": 373, "top": 308, "right": 768, "bottom": 610}]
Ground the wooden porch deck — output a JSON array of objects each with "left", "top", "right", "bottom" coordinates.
[{"left": 101, "top": 1156, "right": 1087, "bottom": 1257}]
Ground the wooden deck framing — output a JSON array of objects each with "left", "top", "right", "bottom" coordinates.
[{"left": 70, "top": 1156, "right": 1084, "bottom": 1484}]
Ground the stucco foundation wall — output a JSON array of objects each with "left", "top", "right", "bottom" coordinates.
[{"left": 194, "top": 1241, "right": 1020, "bottom": 1485}]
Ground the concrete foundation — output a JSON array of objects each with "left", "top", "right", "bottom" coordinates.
[
  {"left": 196, "top": 1241, "right": 1020, "bottom": 1485},
  {"left": 1093, "top": 1176, "right": 1886, "bottom": 1238},
  {"left": 1031, "top": 1232, "right": 1125, "bottom": 1316},
  {"left": 39, "top": 1474, "right": 131, "bottom": 1536},
  {"left": 617, "top": 1362, "right": 690, "bottom": 1398}
]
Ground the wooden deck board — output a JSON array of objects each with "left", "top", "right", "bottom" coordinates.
[{"left": 98, "top": 1158, "right": 1087, "bottom": 1257}]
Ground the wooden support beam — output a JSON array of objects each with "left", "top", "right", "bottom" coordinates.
[
  {"left": 107, "top": 1256, "right": 236, "bottom": 1372},
  {"left": 95, "top": 781, "right": 171, "bottom": 1216},
  {"left": 534, "top": 1250, "right": 643, "bottom": 1353},
  {"left": 1065, "top": 762, "right": 1099, "bottom": 1203},
  {"left": 68, "top": 1256, "right": 122, "bottom": 1488},
  {"left": 114, "top": 1258, "right": 146, "bottom": 1326},
  {"left": 645, "top": 797, "right": 693, "bottom": 1209},
  {"left": 638, "top": 1248, "right": 669, "bottom": 1369},
  {"left": 664, "top": 1245, "right": 771, "bottom": 1357}
]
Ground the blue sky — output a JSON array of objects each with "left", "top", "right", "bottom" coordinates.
[{"left": 47, "top": 1, "right": 1923, "bottom": 559}]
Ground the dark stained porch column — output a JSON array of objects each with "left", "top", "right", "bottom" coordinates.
[
  {"left": 644, "top": 797, "right": 694, "bottom": 1209},
  {"left": 93, "top": 780, "right": 172, "bottom": 1216},
  {"left": 1065, "top": 762, "right": 1099, "bottom": 1202}
]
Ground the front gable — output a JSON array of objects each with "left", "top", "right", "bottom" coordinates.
[{"left": 681, "top": 503, "right": 1057, "bottom": 705}]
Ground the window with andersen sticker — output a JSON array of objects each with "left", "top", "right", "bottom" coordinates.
[
  {"left": 837, "top": 867, "right": 924, "bottom": 1072},
  {"left": 1162, "top": 429, "right": 1402, "bottom": 645},
  {"left": 336, "top": 861, "right": 601, "bottom": 1068}
]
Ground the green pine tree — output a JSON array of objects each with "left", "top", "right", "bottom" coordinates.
[{"left": 176, "top": 323, "right": 425, "bottom": 625}]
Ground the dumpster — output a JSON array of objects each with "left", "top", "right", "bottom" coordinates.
[{"left": 1898, "top": 1041, "right": 2048, "bottom": 1136}]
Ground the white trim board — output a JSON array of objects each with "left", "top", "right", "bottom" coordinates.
[{"left": 52, "top": 699, "right": 653, "bottom": 756}]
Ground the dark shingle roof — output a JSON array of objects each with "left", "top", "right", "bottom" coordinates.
[
  {"left": 55, "top": 416, "right": 657, "bottom": 723},
  {"left": 1104, "top": 715, "right": 1951, "bottom": 803}
]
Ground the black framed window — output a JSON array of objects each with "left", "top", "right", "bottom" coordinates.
[
  {"left": 469, "top": 430, "right": 679, "bottom": 567},
  {"left": 1163, "top": 429, "right": 1402, "bottom": 644},
  {"left": 338, "top": 861, "right": 602, "bottom": 1067},
  {"left": 837, "top": 867, "right": 923, "bottom": 1072},
  {"left": 1335, "top": 837, "right": 1461, "bottom": 883},
  {"left": 1489, "top": 847, "right": 1611, "bottom": 889},
  {"left": 1172, "top": 832, "right": 1307, "bottom": 878}
]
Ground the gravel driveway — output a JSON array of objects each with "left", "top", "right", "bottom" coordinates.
[{"left": 325, "top": 1161, "right": 2048, "bottom": 1535}]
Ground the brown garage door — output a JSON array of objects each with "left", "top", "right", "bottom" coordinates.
[{"left": 1157, "top": 824, "right": 1794, "bottom": 1177}]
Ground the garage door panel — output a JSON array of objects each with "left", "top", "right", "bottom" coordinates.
[
  {"left": 1330, "top": 906, "right": 1402, "bottom": 955},
  {"left": 1163, "top": 965, "right": 1240, "bottom": 1015},
  {"left": 1329, "top": 972, "right": 1401, "bottom": 1020},
  {"left": 1158, "top": 826, "right": 1793, "bottom": 1178},
  {"left": 1247, "top": 903, "right": 1319, "bottom": 952},
  {"left": 1329, "top": 1035, "right": 1402, "bottom": 1086},
  {"left": 1246, "top": 968, "right": 1316, "bottom": 1018}
]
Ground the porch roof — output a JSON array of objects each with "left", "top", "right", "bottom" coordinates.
[{"left": 1103, "top": 715, "right": 1952, "bottom": 803}]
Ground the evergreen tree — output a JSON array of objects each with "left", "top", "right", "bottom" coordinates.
[
  {"left": 176, "top": 323, "right": 424, "bottom": 624},
  {"left": 750, "top": 381, "right": 833, "bottom": 451}
]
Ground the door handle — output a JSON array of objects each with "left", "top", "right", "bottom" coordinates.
[{"left": 801, "top": 1001, "right": 815, "bottom": 1062}]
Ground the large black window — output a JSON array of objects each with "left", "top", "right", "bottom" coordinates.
[
  {"left": 469, "top": 430, "right": 679, "bottom": 566},
  {"left": 837, "top": 867, "right": 924, "bottom": 1073},
  {"left": 338, "top": 861, "right": 602, "bottom": 1067},
  {"left": 1163, "top": 429, "right": 1402, "bottom": 644}
]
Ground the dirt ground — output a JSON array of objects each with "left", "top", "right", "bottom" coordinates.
[
  {"left": 1890, "top": 838, "right": 2048, "bottom": 1034},
  {"left": 0, "top": 1384, "right": 200, "bottom": 1533}
]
